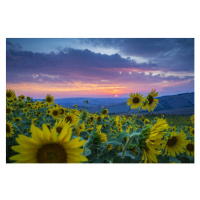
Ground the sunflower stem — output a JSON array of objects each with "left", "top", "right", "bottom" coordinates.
[{"left": 12, "top": 124, "right": 23, "bottom": 134}]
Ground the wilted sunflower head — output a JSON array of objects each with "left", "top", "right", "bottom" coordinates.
[
  {"left": 45, "top": 94, "right": 54, "bottom": 105},
  {"left": 6, "top": 89, "right": 16, "bottom": 101}
]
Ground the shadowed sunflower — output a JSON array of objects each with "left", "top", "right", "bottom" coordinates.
[
  {"left": 164, "top": 130, "right": 187, "bottom": 157},
  {"left": 127, "top": 92, "right": 144, "bottom": 109},
  {"left": 64, "top": 113, "right": 79, "bottom": 127},
  {"left": 6, "top": 121, "right": 14, "bottom": 138},
  {"left": 53, "top": 119, "right": 67, "bottom": 134},
  {"left": 101, "top": 109, "right": 109, "bottom": 118},
  {"left": 45, "top": 94, "right": 54, "bottom": 105},
  {"left": 76, "top": 122, "right": 85, "bottom": 136},
  {"left": 6, "top": 106, "right": 13, "bottom": 115},
  {"left": 142, "top": 89, "right": 159, "bottom": 112},
  {"left": 190, "top": 127, "right": 194, "bottom": 137},
  {"left": 14, "top": 117, "right": 21, "bottom": 122},
  {"left": 9, "top": 123, "right": 88, "bottom": 163},
  {"left": 6, "top": 89, "right": 16, "bottom": 101},
  {"left": 185, "top": 140, "right": 194, "bottom": 157}
]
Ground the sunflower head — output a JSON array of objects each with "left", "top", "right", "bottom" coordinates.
[
  {"left": 142, "top": 89, "right": 159, "bottom": 112},
  {"left": 107, "top": 144, "right": 113, "bottom": 151},
  {"left": 6, "top": 106, "right": 13, "bottom": 115},
  {"left": 51, "top": 108, "right": 61, "bottom": 119},
  {"left": 14, "top": 117, "right": 21, "bottom": 122},
  {"left": 9, "top": 123, "right": 88, "bottom": 163},
  {"left": 64, "top": 113, "right": 79, "bottom": 126},
  {"left": 6, "top": 121, "right": 14, "bottom": 138},
  {"left": 127, "top": 92, "right": 144, "bottom": 109},
  {"left": 190, "top": 127, "right": 194, "bottom": 137},
  {"left": 45, "top": 94, "right": 54, "bottom": 105},
  {"left": 101, "top": 109, "right": 109, "bottom": 118},
  {"left": 185, "top": 140, "right": 194, "bottom": 157},
  {"left": 6, "top": 89, "right": 16, "bottom": 101},
  {"left": 164, "top": 131, "right": 187, "bottom": 157}
]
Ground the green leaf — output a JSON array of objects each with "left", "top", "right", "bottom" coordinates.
[
  {"left": 84, "top": 149, "right": 92, "bottom": 157},
  {"left": 113, "top": 156, "right": 132, "bottom": 163},
  {"left": 80, "top": 131, "right": 89, "bottom": 138}
]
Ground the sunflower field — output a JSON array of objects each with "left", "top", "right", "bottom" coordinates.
[{"left": 6, "top": 89, "right": 194, "bottom": 163}]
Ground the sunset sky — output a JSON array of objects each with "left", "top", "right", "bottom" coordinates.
[{"left": 6, "top": 38, "right": 194, "bottom": 98}]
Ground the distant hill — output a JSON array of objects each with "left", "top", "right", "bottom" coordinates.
[{"left": 51, "top": 92, "right": 194, "bottom": 115}]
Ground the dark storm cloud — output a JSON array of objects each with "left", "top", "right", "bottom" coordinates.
[
  {"left": 6, "top": 47, "right": 193, "bottom": 86},
  {"left": 80, "top": 38, "right": 194, "bottom": 72}
]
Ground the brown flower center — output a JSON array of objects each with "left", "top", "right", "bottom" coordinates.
[
  {"left": 6, "top": 124, "right": 10, "bottom": 133},
  {"left": 53, "top": 110, "right": 58, "bottom": 116},
  {"left": 60, "top": 109, "right": 64, "bottom": 114},
  {"left": 56, "top": 126, "right": 63, "bottom": 134},
  {"left": 15, "top": 119, "right": 20, "bottom": 121},
  {"left": 186, "top": 143, "right": 194, "bottom": 152},
  {"left": 133, "top": 97, "right": 139, "bottom": 103},
  {"left": 167, "top": 136, "right": 177, "bottom": 147},
  {"left": 6, "top": 108, "right": 11, "bottom": 113},
  {"left": 65, "top": 116, "right": 72, "bottom": 123},
  {"left": 148, "top": 95, "right": 153, "bottom": 105},
  {"left": 102, "top": 110, "right": 107, "bottom": 115},
  {"left": 97, "top": 116, "right": 101, "bottom": 121},
  {"left": 6, "top": 93, "right": 12, "bottom": 98},
  {"left": 46, "top": 97, "right": 52, "bottom": 102},
  {"left": 37, "top": 143, "right": 67, "bottom": 163}
]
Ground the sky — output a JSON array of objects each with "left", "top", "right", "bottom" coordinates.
[{"left": 6, "top": 38, "right": 194, "bottom": 98}]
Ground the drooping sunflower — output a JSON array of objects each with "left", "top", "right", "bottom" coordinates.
[
  {"left": 64, "top": 113, "right": 79, "bottom": 127},
  {"left": 52, "top": 119, "right": 67, "bottom": 134},
  {"left": 164, "top": 130, "right": 187, "bottom": 157},
  {"left": 142, "top": 89, "right": 159, "bottom": 112},
  {"left": 45, "top": 94, "right": 54, "bottom": 105},
  {"left": 6, "top": 89, "right": 16, "bottom": 101},
  {"left": 9, "top": 123, "right": 88, "bottom": 163},
  {"left": 101, "top": 109, "right": 109, "bottom": 118},
  {"left": 185, "top": 140, "right": 194, "bottom": 157},
  {"left": 127, "top": 92, "right": 145, "bottom": 109},
  {"left": 51, "top": 108, "right": 61, "bottom": 119},
  {"left": 140, "top": 118, "right": 169, "bottom": 163},
  {"left": 6, "top": 121, "right": 14, "bottom": 138}
]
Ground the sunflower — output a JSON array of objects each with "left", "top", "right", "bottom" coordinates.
[
  {"left": 144, "top": 118, "right": 150, "bottom": 125},
  {"left": 6, "top": 106, "right": 13, "bottom": 115},
  {"left": 52, "top": 119, "right": 67, "bottom": 134},
  {"left": 6, "top": 121, "right": 14, "bottom": 138},
  {"left": 190, "top": 114, "right": 194, "bottom": 124},
  {"left": 19, "top": 95, "right": 25, "bottom": 100},
  {"left": 140, "top": 118, "right": 169, "bottom": 163},
  {"left": 26, "top": 103, "right": 32, "bottom": 108},
  {"left": 101, "top": 109, "right": 109, "bottom": 118},
  {"left": 127, "top": 92, "right": 144, "bottom": 109},
  {"left": 14, "top": 117, "right": 21, "bottom": 122},
  {"left": 64, "top": 113, "right": 79, "bottom": 126},
  {"left": 76, "top": 123, "right": 85, "bottom": 136},
  {"left": 22, "top": 107, "right": 29, "bottom": 113},
  {"left": 6, "top": 89, "right": 16, "bottom": 101},
  {"left": 185, "top": 140, "right": 194, "bottom": 157},
  {"left": 45, "top": 94, "right": 54, "bottom": 105},
  {"left": 142, "top": 89, "right": 159, "bottom": 112},
  {"left": 51, "top": 108, "right": 61, "bottom": 119},
  {"left": 107, "top": 144, "right": 113, "bottom": 151},
  {"left": 190, "top": 127, "right": 194, "bottom": 137},
  {"left": 74, "top": 104, "right": 77, "bottom": 108},
  {"left": 9, "top": 123, "right": 88, "bottom": 163},
  {"left": 164, "top": 131, "right": 187, "bottom": 157},
  {"left": 59, "top": 107, "right": 66, "bottom": 117},
  {"left": 26, "top": 96, "right": 31, "bottom": 101}
]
